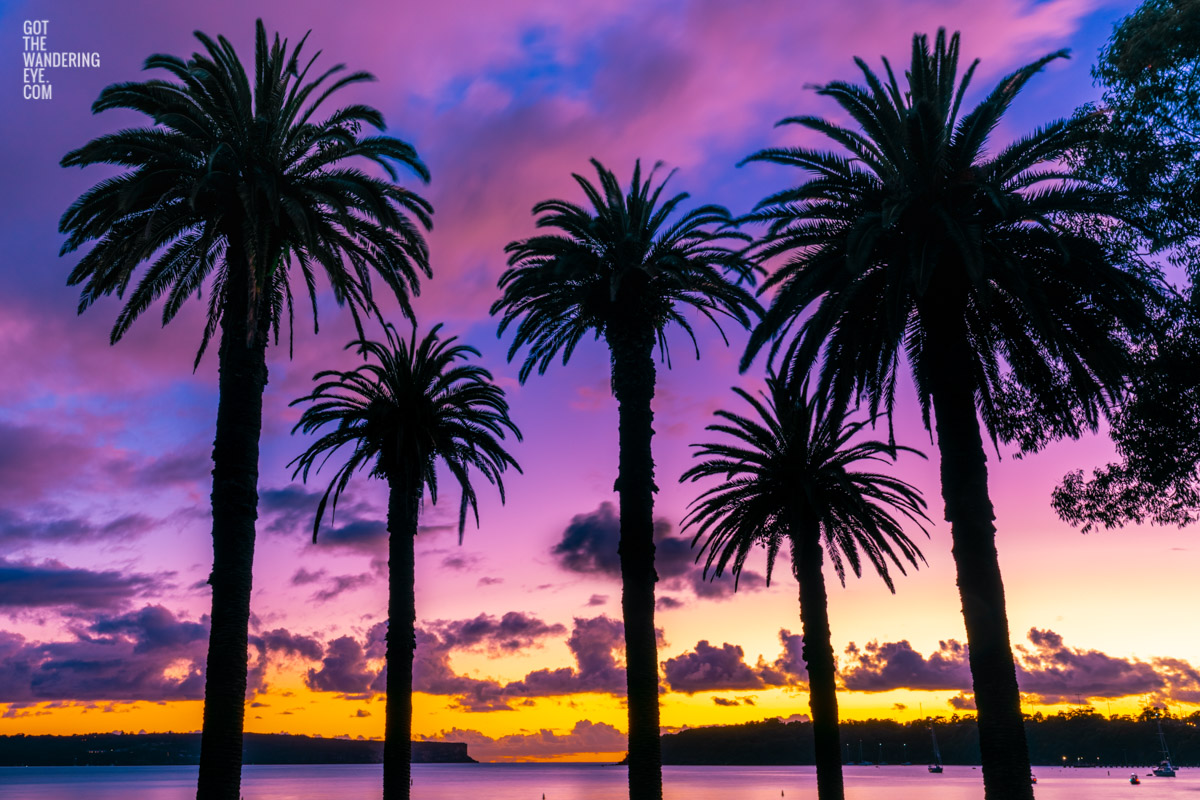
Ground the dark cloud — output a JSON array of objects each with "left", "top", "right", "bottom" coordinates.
[
  {"left": 252, "top": 629, "right": 324, "bottom": 662},
  {"left": 1016, "top": 628, "right": 1168, "bottom": 703},
  {"left": 311, "top": 573, "right": 376, "bottom": 603},
  {"left": 309, "top": 614, "right": 627, "bottom": 712},
  {"left": 662, "top": 640, "right": 769, "bottom": 693},
  {"left": 505, "top": 615, "right": 626, "bottom": 700},
  {"left": 552, "top": 503, "right": 689, "bottom": 578},
  {"left": 837, "top": 629, "right": 1200, "bottom": 706},
  {"left": 656, "top": 596, "right": 684, "bottom": 610},
  {"left": 841, "top": 639, "right": 973, "bottom": 693},
  {"left": 290, "top": 567, "right": 326, "bottom": 586},
  {"left": 260, "top": 486, "right": 387, "bottom": 553},
  {"left": 586, "top": 594, "right": 609, "bottom": 607},
  {"left": 0, "top": 509, "right": 157, "bottom": 549},
  {"left": 0, "top": 558, "right": 163, "bottom": 611},
  {"left": 306, "top": 636, "right": 378, "bottom": 695},
  {"left": 551, "top": 502, "right": 623, "bottom": 576},
  {"left": 948, "top": 692, "right": 976, "bottom": 710},
  {"left": 0, "top": 605, "right": 207, "bottom": 702},
  {"left": 712, "top": 696, "right": 739, "bottom": 706},
  {"left": 551, "top": 503, "right": 767, "bottom": 602},
  {"left": 317, "top": 520, "right": 389, "bottom": 553},
  {"left": 430, "top": 612, "right": 567, "bottom": 654},
  {"left": 757, "top": 630, "right": 806, "bottom": 687},
  {"left": 440, "top": 553, "right": 480, "bottom": 571},
  {"left": 477, "top": 577, "right": 503, "bottom": 587}
]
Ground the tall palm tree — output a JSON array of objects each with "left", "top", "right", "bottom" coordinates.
[
  {"left": 740, "top": 30, "right": 1164, "bottom": 799},
  {"left": 290, "top": 323, "right": 520, "bottom": 800},
  {"left": 682, "top": 371, "right": 927, "bottom": 800},
  {"left": 58, "top": 21, "right": 432, "bottom": 800},
  {"left": 492, "top": 159, "right": 757, "bottom": 800}
]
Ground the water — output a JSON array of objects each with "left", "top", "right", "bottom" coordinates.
[{"left": 0, "top": 764, "right": 1193, "bottom": 799}]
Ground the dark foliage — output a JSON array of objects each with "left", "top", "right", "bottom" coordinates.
[{"left": 1054, "top": 0, "right": 1200, "bottom": 531}]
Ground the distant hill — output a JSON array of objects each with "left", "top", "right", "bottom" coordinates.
[{"left": 0, "top": 733, "right": 475, "bottom": 766}]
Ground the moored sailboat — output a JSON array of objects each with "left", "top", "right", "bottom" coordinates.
[
  {"left": 928, "top": 725, "right": 943, "bottom": 774},
  {"left": 1152, "top": 720, "right": 1176, "bottom": 777}
]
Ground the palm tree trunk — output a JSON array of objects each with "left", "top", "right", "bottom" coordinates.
[
  {"left": 197, "top": 269, "right": 269, "bottom": 800},
  {"left": 927, "top": 331, "right": 1032, "bottom": 800},
  {"left": 609, "top": 323, "right": 663, "bottom": 800},
  {"left": 383, "top": 477, "right": 420, "bottom": 800},
  {"left": 793, "top": 522, "right": 845, "bottom": 800}
]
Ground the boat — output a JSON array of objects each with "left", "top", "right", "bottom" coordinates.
[
  {"left": 1152, "top": 721, "right": 1176, "bottom": 777},
  {"left": 928, "top": 725, "right": 943, "bottom": 774}
]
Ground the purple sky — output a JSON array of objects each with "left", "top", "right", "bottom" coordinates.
[{"left": 3, "top": 0, "right": 1198, "bottom": 760}]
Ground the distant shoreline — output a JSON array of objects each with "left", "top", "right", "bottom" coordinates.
[
  {"left": 5, "top": 713, "right": 1195, "bottom": 767},
  {"left": 0, "top": 733, "right": 475, "bottom": 767}
]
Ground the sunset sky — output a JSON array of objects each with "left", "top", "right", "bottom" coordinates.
[{"left": 2, "top": 0, "right": 1197, "bottom": 763}]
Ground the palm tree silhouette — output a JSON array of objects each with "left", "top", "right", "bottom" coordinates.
[
  {"left": 682, "top": 371, "right": 926, "bottom": 800},
  {"left": 58, "top": 21, "right": 432, "bottom": 799},
  {"left": 740, "top": 29, "right": 1163, "bottom": 799},
  {"left": 492, "top": 158, "right": 757, "bottom": 800},
  {"left": 290, "top": 323, "right": 520, "bottom": 800}
]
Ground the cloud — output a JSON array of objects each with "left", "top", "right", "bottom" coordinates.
[
  {"left": 251, "top": 629, "right": 324, "bottom": 662},
  {"left": 662, "top": 640, "right": 770, "bottom": 693},
  {"left": 0, "top": 509, "right": 158, "bottom": 550},
  {"left": 550, "top": 503, "right": 765, "bottom": 602},
  {"left": 586, "top": 594, "right": 608, "bottom": 607},
  {"left": 0, "top": 558, "right": 164, "bottom": 611},
  {"left": 1016, "top": 628, "right": 1169, "bottom": 704},
  {"left": 290, "top": 567, "right": 326, "bottom": 586},
  {"left": 306, "top": 636, "right": 378, "bottom": 696},
  {"left": 656, "top": 596, "right": 684, "bottom": 610},
  {"left": 420, "top": 719, "right": 626, "bottom": 761},
  {"left": 948, "top": 692, "right": 977, "bottom": 710},
  {"left": 841, "top": 639, "right": 974, "bottom": 693},
  {"left": 838, "top": 629, "right": 1200, "bottom": 706},
  {"left": 311, "top": 573, "right": 377, "bottom": 603},
  {"left": 0, "top": 605, "right": 208, "bottom": 702},
  {"left": 429, "top": 612, "right": 568, "bottom": 654},
  {"left": 307, "top": 614, "right": 627, "bottom": 712}
]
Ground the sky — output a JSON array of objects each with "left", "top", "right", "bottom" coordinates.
[{"left": 1, "top": 0, "right": 1197, "bottom": 763}]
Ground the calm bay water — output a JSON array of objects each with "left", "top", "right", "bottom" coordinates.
[{"left": 0, "top": 764, "right": 1192, "bottom": 799}]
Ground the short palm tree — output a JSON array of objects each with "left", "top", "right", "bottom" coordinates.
[
  {"left": 740, "top": 30, "right": 1163, "bottom": 799},
  {"left": 491, "top": 159, "right": 757, "bottom": 800},
  {"left": 290, "top": 323, "right": 520, "bottom": 800},
  {"left": 682, "top": 371, "right": 926, "bottom": 800},
  {"left": 58, "top": 21, "right": 431, "bottom": 800}
]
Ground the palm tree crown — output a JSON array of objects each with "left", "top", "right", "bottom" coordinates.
[
  {"left": 60, "top": 19, "right": 433, "bottom": 362},
  {"left": 741, "top": 29, "right": 1162, "bottom": 436},
  {"left": 682, "top": 371, "right": 926, "bottom": 800},
  {"left": 290, "top": 323, "right": 522, "bottom": 539},
  {"left": 682, "top": 373, "right": 927, "bottom": 590},
  {"left": 493, "top": 158, "right": 758, "bottom": 378}
]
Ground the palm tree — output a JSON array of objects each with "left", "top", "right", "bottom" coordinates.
[
  {"left": 290, "top": 323, "right": 520, "bottom": 800},
  {"left": 58, "top": 21, "right": 432, "bottom": 800},
  {"left": 740, "top": 29, "right": 1164, "bottom": 799},
  {"left": 681, "top": 371, "right": 927, "bottom": 800},
  {"left": 491, "top": 159, "right": 757, "bottom": 800}
]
